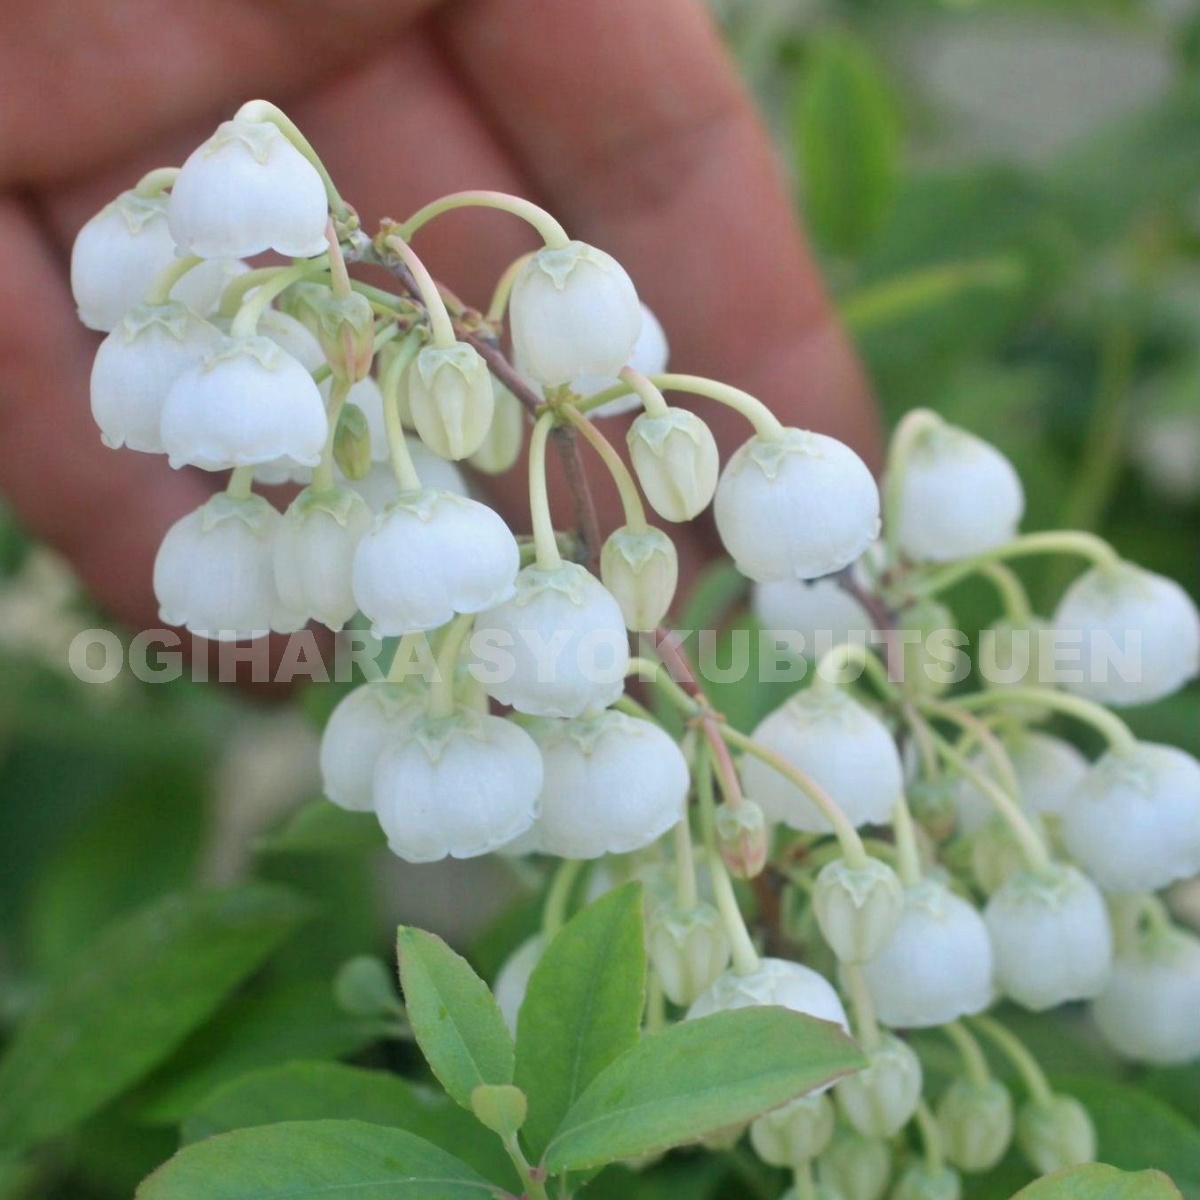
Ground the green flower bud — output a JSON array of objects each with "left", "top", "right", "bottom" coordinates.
[
  {"left": 836, "top": 1034, "right": 923, "bottom": 1138},
  {"left": 936, "top": 1078, "right": 1013, "bottom": 1173},
  {"left": 897, "top": 600, "right": 957, "bottom": 698},
  {"left": 408, "top": 343, "right": 494, "bottom": 461},
  {"left": 1016, "top": 1094, "right": 1096, "bottom": 1175},
  {"left": 600, "top": 525, "right": 678, "bottom": 632},
  {"left": 315, "top": 291, "right": 376, "bottom": 382},
  {"left": 333, "top": 402, "right": 373, "bottom": 481},
  {"left": 818, "top": 1128, "right": 892, "bottom": 1200},
  {"left": 908, "top": 777, "right": 959, "bottom": 843},
  {"left": 646, "top": 900, "right": 731, "bottom": 1007},
  {"left": 278, "top": 280, "right": 332, "bottom": 333},
  {"left": 814, "top": 857, "right": 904, "bottom": 964},
  {"left": 889, "top": 1163, "right": 961, "bottom": 1200},
  {"left": 750, "top": 1093, "right": 836, "bottom": 1167},
  {"left": 332, "top": 955, "right": 400, "bottom": 1017},
  {"left": 468, "top": 381, "right": 525, "bottom": 475},
  {"left": 970, "top": 813, "right": 1045, "bottom": 896},
  {"left": 470, "top": 1083, "right": 527, "bottom": 1138},
  {"left": 715, "top": 799, "right": 768, "bottom": 880},
  {"left": 627, "top": 407, "right": 720, "bottom": 522}
]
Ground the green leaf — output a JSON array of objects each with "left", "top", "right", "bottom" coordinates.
[
  {"left": 794, "top": 31, "right": 900, "bottom": 256},
  {"left": 254, "top": 800, "right": 385, "bottom": 856},
  {"left": 543, "top": 1007, "right": 865, "bottom": 1172},
  {"left": 0, "top": 884, "right": 308, "bottom": 1155},
  {"left": 1010, "top": 1163, "right": 1183, "bottom": 1200},
  {"left": 136, "top": 1119, "right": 502, "bottom": 1199},
  {"left": 397, "top": 925, "right": 514, "bottom": 1110},
  {"left": 181, "top": 1061, "right": 516, "bottom": 1186},
  {"left": 515, "top": 884, "right": 646, "bottom": 1161}
]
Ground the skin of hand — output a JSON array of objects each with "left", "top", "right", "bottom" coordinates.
[{"left": 0, "top": 0, "right": 879, "bottom": 635}]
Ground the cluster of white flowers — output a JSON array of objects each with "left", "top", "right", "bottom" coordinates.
[{"left": 75, "top": 101, "right": 1200, "bottom": 1200}]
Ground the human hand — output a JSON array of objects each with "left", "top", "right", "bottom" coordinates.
[{"left": 0, "top": 0, "right": 878, "bottom": 631}]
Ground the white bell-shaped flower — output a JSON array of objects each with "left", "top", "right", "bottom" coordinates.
[
  {"left": 1060, "top": 741, "right": 1200, "bottom": 893},
  {"left": 153, "top": 493, "right": 301, "bottom": 640},
  {"left": 526, "top": 711, "right": 688, "bottom": 857},
  {"left": 167, "top": 117, "right": 329, "bottom": 259},
  {"left": 892, "top": 421, "right": 1024, "bottom": 562},
  {"left": 161, "top": 335, "right": 328, "bottom": 471},
  {"left": 835, "top": 1034, "right": 923, "bottom": 1138},
  {"left": 570, "top": 303, "right": 669, "bottom": 417},
  {"left": 627, "top": 407, "right": 721, "bottom": 522},
  {"left": 859, "top": 878, "right": 994, "bottom": 1029},
  {"left": 406, "top": 343, "right": 495, "bottom": 461},
  {"left": 1052, "top": 562, "right": 1200, "bottom": 707},
  {"left": 348, "top": 443, "right": 468, "bottom": 514},
  {"left": 510, "top": 241, "right": 641, "bottom": 387},
  {"left": 953, "top": 731, "right": 1090, "bottom": 837},
  {"left": 984, "top": 864, "right": 1112, "bottom": 1011},
  {"left": 494, "top": 934, "right": 546, "bottom": 1034},
  {"left": 714, "top": 430, "right": 881, "bottom": 582},
  {"left": 274, "top": 486, "right": 372, "bottom": 630},
  {"left": 351, "top": 489, "right": 519, "bottom": 637},
  {"left": 600, "top": 526, "right": 678, "bottom": 631},
  {"left": 71, "top": 190, "right": 245, "bottom": 331},
  {"left": 1091, "top": 928, "right": 1200, "bottom": 1065},
  {"left": 373, "top": 707, "right": 542, "bottom": 862},
  {"left": 688, "top": 957, "right": 849, "bottom": 1029},
  {"left": 319, "top": 682, "right": 423, "bottom": 812},
  {"left": 740, "top": 687, "right": 903, "bottom": 832},
  {"left": 90, "top": 303, "right": 222, "bottom": 453},
  {"left": 475, "top": 563, "right": 630, "bottom": 718},
  {"left": 752, "top": 577, "right": 873, "bottom": 659}
]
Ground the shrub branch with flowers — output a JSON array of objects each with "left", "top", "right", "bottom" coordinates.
[{"left": 19, "top": 99, "right": 1199, "bottom": 1200}]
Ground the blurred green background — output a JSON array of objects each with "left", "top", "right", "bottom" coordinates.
[{"left": 0, "top": 1, "right": 1196, "bottom": 1197}]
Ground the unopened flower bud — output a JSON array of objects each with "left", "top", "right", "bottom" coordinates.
[
  {"left": 627, "top": 408, "right": 720, "bottom": 522},
  {"left": 980, "top": 617, "right": 1053, "bottom": 707},
  {"left": 314, "top": 291, "right": 376, "bottom": 382},
  {"left": 814, "top": 857, "right": 904, "bottom": 964},
  {"left": 1016, "top": 1094, "right": 1096, "bottom": 1175},
  {"left": 836, "top": 1034, "right": 922, "bottom": 1138},
  {"left": 600, "top": 525, "right": 678, "bottom": 631},
  {"left": 470, "top": 1084, "right": 528, "bottom": 1139},
  {"left": 818, "top": 1129, "right": 891, "bottom": 1200},
  {"left": 895, "top": 600, "right": 956, "bottom": 697},
  {"left": 970, "top": 814, "right": 1040, "bottom": 896},
  {"left": 908, "top": 778, "right": 958, "bottom": 843},
  {"left": 468, "top": 381, "right": 525, "bottom": 475},
  {"left": 646, "top": 901, "right": 731, "bottom": 1006},
  {"left": 890, "top": 1162, "right": 962, "bottom": 1200},
  {"left": 714, "top": 800, "right": 769, "bottom": 879},
  {"left": 333, "top": 956, "right": 400, "bottom": 1017},
  {"left": 750, "top": 1093, "right": 835, "bottom": 1167},
  {"left": 407, "top": 343, "right": 495, "bottom": 461},
  {"left": 333, "top": 402, "right": 373, "bottom": 481},
  {"left": 936, "top": 1078, "right": 1013, "bottom": 1172}
]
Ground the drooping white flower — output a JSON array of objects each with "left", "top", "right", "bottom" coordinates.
[
  {"left": 627, "top": 407, "right": 721, "bottom": 522},
  {"left": 688, "top": 958, "right": 849, "bottom": 1032},
  {"left": 525, "top": 711, "right": 688, "bottom": 858},
  {"left": 167, "top": 117, "right": 329, "bottom": 259},
  {"left": 494, "top": 934, "right": 546, "bottom": 1034},
  {"left": 373, "top": 707, "right": 542, "bottom": 862},
  {"left": 892, "top": 421, "right": 1024, "bottom": 562},
  {"left": 1091, "top": 927, "right": 1200, "bottom": 1065},
  {"left": 90, "top": 303, "right": 222, "bottom": 453},
  {"left": 347, "top": 442, "right": 468, "bottom": 514},
  {"left": 274, "top": 486, "right": 372, "bottom": 630},
  {"left": 835, "top": 1034, "right": 923, "bottom": 1138},
  {"left": 351, "top": 489, "right": 519, "bottom": 636},
  {"left": 468, "top": 380, "right": 526, "bottom": 475},
  {"left": 952, "top": 731, "right": 1090, "bottom": 837},
  {"left": 153, "top": 493, "right": 302, "bottom": 640},
  {"left": 752, "top": 576, "right": 873, "bottom": 658},
  {"left": 859, "top": 878, "right": 994, "bottom": 1029},
  {"left": 406, "top": 343, "right": 495, "bottom": 461},
  {"left": 714, "top": 430, "right": 881, "bottom": 581},
  {"left": 1052, "top": 562, "right": 1200, "bottom": 707},
  {"left": 740, "top": 687, "right": 903, "bottom": 832},
  {"left": 570, "top": 303, "right": 669, "bottom": 417},
  {"left": 984, "top": 865, "right": 1112, "bottom": 1011},
  {"left": 1060, "top": 742, "right": 1200, "bottom": 893},
  {"left": 71, "top": 190, "right": 245, "bottom": 331},
  {"left": 937, "top": 1078, "right": 1014, "bottom": 1173},
  {"left": 475, "top": 563, "right": 630, "bottom": 718},
  {"left": 510, "top": 241, "right": 641, "bottom": 387},
  {"left": 161, "top": 335, "right": 328, "bottom": 471},
  {"left": 600, "top": 525, "right": 678, "bottom": 631},
  {"left": 319, "top": 682, "right": 423, "bottom": 812}
]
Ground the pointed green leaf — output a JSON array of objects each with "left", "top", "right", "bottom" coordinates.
[
  {"left": 397, "top": 926, "right": 514, "bottom": 1110},
  {"left": 543, "top": 1007, "right": 865, "bottom": 1172},
  {"left": 515, "top": 883, "right": 646, "bottom": 1160},
  {"left": 1011, "top": 1163, "right": 1183, "bottom": 1200},
  {"left": 136, "top": 1119, "right": 502, "bottom": 1199},
  {"left": 0, "top": 885, "right": 308, "bottom": 1155}
]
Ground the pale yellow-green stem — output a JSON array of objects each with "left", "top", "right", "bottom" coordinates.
[
  {"left": 953, "top": 686, "right": 1137, "bottom": 755},
  {"left": 394, "top": 190, "right": 569, "bottom": 249},
  {"left": 225, "top": 466, "right": 255, "bottom": 501},
  {"left": 559, "top": 403, "right": 648, "bottom": 531},
  {"left": 980, "top": 562, "right": 1035, "bottom": 626},
  {"left": 383, "top": 236, "right": 456, "bottom": 349},
  {"left": 649, "top": 372, "right": 785, "bottom": 440},
  {"left": 943, "top": 1020, "right": 992, "bottom": 1087},
  {"left": 917, "top": 699, "right": 1021, "bottom": 797},
  {"left": 969, "top": 1015, "right": 1054, "bottom": 1106},
  {"left": 230, "top": 260, "right": 328, "bottom": 339},
  {"left": 379, "top": 337, "right": 425, "bottom": 494},
  {"left": 528, "top": 412, "right": 563, "bottom": 571},
  {"left": 487, "top": 252, "right": 534, "bottom": 323},
  {"left": 843, "top": 964, "right": 882, "bottom": 1052},
  {"left": 312, "top": 377, "right": 351, "bottom": 495},
  {"left": 132, "top": 167, "right": 179, "bottom": 197},
  {"left": 891, "top": 795, "right": 924, "bottom": 887},
  {"left": 427, "top": 613, "right": 476, "bottom": 720},
  {"left": 144, "top": 255, "right": 205, "bottom": 307},
  {"left": 814, "top": 641, "right": 900, "bottom": 701},
  {"left": 618, "top": 367, "right": 670, "bottom": 418},
  {"left": 914, "top": 1098, "right": 946, "bottom": 1174}
]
